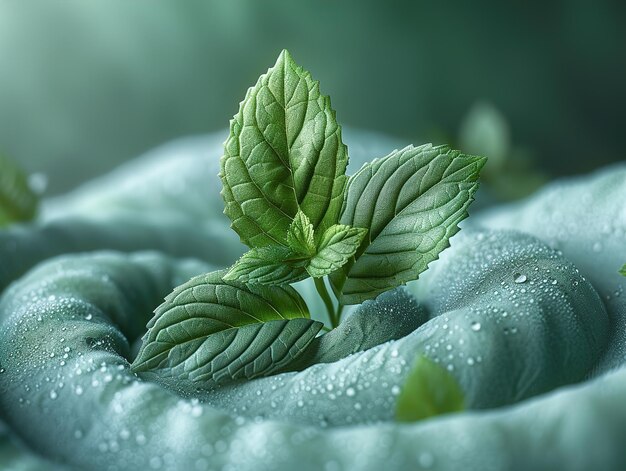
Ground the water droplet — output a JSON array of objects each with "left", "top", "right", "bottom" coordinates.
[
  {"left": 49, "top": 390, "right": 58, "bottom": 400},
  {"left": 514, "top": 273, "right": 527, "bottom": 284},
  {"left": 346, "top": 387, "right": 355, "bottom": 397},
  {"left": 471, "top": 321, "right": 481, "bottom": 331},
  {"left": 391, "top": 385, "right": 401, "bottom": 395},
  {"left": 75, "top": 386, "right": 83, "bottom": 396}
]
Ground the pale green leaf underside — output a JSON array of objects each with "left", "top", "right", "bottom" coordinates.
[
  {"left": 307, "top": 224, "right": 367, "bottom": 277},
  {"left": 220, "top": 49, "right": 347, "bottom": 248},
  {"left": 132, "top": 270, "right": 321, "bottom": 384},
  {"left": 395, "top": 355, "right": 465, "bottom": 422},
  {"left": 224, "top": 246, "right": 308, "bottom": 285},
  {"left": 287, "top": 210, "right": 316, "bottom": 256},
  {"left": 331, "top": 144, "right": 486, "bottom": 304},
  {"left": 0, "top": 154, "right": 38, "bottom": 227}
]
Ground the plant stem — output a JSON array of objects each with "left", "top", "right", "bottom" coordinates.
[
  {"left": 335, "top": 302, "right": 345, "bottom": 325},
  {"left": 314, "top": 277, "right": 337, "bottom": 328}
]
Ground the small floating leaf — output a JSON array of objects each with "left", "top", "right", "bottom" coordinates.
[{"left": 395, "top": 355, "right": 465, "bottom": 422}]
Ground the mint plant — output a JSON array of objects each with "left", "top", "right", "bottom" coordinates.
[{"left": 132, "top": 50, "right": 485, "bottom": 386}]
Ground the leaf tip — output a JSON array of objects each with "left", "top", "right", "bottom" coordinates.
[{"left": 277, "top": 48, "right": 294, "bottom": 66}]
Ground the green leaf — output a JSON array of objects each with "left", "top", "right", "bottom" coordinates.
[
  {"left": 224, "top": 246, "right": 308, "bottom": 285},
  {"left": 395, "top": 355, "right": 465, "bottom": 422},
  {"left": 220, "top": 49, "right": 348, "bottom": 248},
  {"left": 620, "top": 264, "right": 626, "bottom": 277},
  {"left": 287, "top": 210, "right": 316, "bottom": 256},
  {"left": 307, "top": 224, "right": 367, "bottom": 277},
  {"left": 132, "top": 270, "right": 322, "bottom": 385},
  {"left": 331, "top": 144, "right": 486, "bottom": 304},
  {"left": 0, "top": 154, "right": 38, "bottom": 227}
]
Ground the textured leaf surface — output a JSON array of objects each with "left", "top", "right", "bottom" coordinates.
[
  {"left": 0, "top": 155, "right": 38, "bottom": 227},
  {"left": 395, "top": 355, "right": 465, "bottom": 422},
  {"left": 307, "top": 224, "right": 367, "bottom": 277},
  {"left": 132, "top": 270, "right": 321, "bottom": 384},
  {"left": 287, "top": 210, "right": 316, "bottom": 256},
  {"left": 220, "top": 50, "right": 347, "bottom": 248},
  {"left": 331, "top": 144, "right": 485, "bottom": 304},
  {"left": 224, "top": 246, "right": 308, "bottom": 285}
]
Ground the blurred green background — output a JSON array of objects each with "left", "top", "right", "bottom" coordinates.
[{"left": 0, "top": 0, "right": 624, "bottom": 196}]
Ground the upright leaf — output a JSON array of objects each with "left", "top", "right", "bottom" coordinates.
[
  {"left": 220, "top": 49, "right": 348, "bottom": 248},
  {"left": 307, "top": 224, "right": 367, "bottom": 277},
  {"left": 132, "top": 270, "right": 322, "bottom": 385},
  {"left": 395, "top": 355, "right": 465, "bottom": 422},
  {"left": 0, "top": 154, "right": 38, "bottom": 227},
  {"left": 331, "top": 144, "right": 486, "bottom": 304},
  {"left": 287, "top": 210, "right": 316, "bottom": 256}
]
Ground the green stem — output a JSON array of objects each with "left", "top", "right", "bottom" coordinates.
[
  {"left": 314, "top": 277, "right": 337, "bottom": 328},
  {"left": 335, "top": 302, "right": 345, "bottom": 325}
]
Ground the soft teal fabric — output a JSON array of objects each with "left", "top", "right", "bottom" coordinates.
[
  {"left": 0, "top": 242, "right": 613, "bottom": 470},
  {"left": 0, "top": 132, "right": 623, "bottom": 470},
  {"left": 473, "top": 164, "right": 626, "bottom": 373}
]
